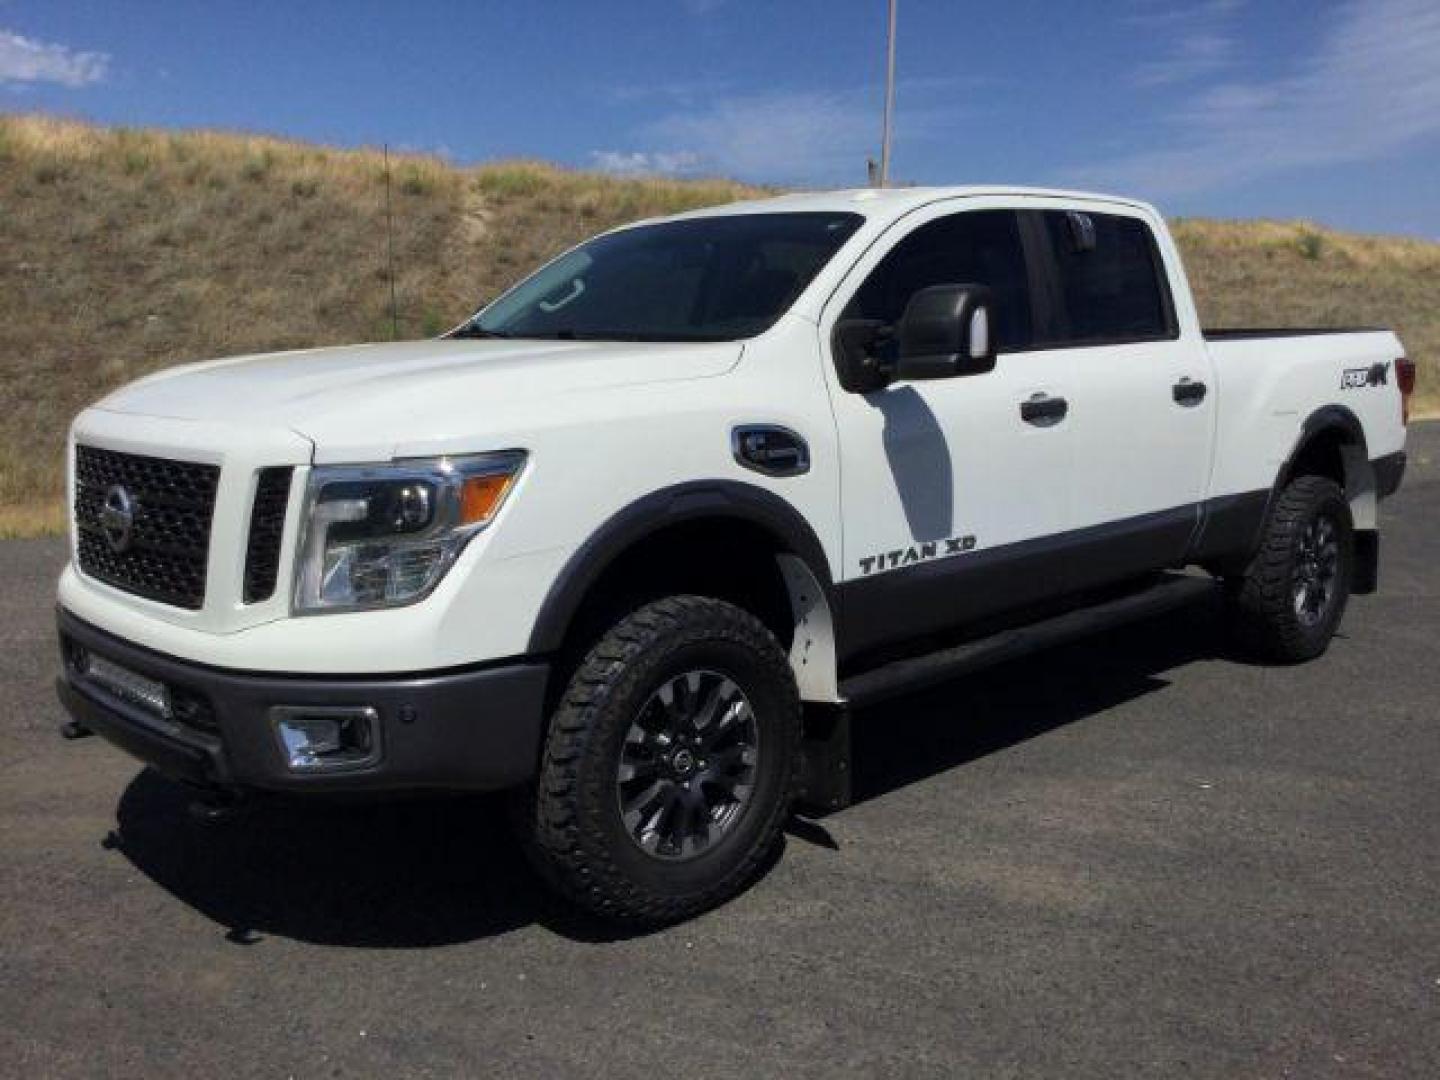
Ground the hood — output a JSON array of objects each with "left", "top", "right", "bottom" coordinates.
[{"left": 95, "top": 338, "right": 743, "bottom": 455}]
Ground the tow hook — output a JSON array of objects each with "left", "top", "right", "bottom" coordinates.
[
  {"left": 59, "top": 719, "right": 94, "bottom": 740},
  {"left": 187, "top": 791, "right": 247, "bottom": 825}
]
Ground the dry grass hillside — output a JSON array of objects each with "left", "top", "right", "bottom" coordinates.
[{"left": 2, "top": 114, "right": 1436, "bottom": 536}]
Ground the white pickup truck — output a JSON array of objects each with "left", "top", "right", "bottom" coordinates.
[{"left": 57, "top": 186, "right": 1414, "bottom": 924}]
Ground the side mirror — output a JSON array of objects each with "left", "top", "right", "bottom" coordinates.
[
  {"left": 831, "top": 285, "right": 998, "bottom": 393},
  {"left": 893, "top": 284, "right": 997, "bottom": 381}
]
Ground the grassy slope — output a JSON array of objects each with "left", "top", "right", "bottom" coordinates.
[{"left": 2, "top": 114, "right": 1436, "bottom": 536}]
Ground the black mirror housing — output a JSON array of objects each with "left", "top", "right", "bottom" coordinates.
[
  {"left": 831, "top": 284, "right": 998, "bottom": 394},
  {"left": 894, "top": 284, "right": 997, "bottom": 381},
  {"left": 832, "top": 318, "right": 893, "bottom": 394}
]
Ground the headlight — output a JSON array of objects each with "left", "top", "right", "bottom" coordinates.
[{"left": 293, "top": 451, "right": 525, "bottom": 613}]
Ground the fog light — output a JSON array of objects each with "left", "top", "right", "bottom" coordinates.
[{"left": 270, "top": 706, "right": 380, "bottom": 772}]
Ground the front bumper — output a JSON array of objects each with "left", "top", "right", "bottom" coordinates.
[{"left": 56, "top": 607, "right": 549, "bottom": 795}]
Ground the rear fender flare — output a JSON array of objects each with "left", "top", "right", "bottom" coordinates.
[{"left": 1277, "top": 404, "right": 1374, "bottom": 529}]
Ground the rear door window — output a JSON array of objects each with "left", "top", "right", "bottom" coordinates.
[{"left": 1037, "top": 211, "right": 1175, "bottom": 345}]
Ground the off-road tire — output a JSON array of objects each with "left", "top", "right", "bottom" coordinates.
[
  {"left": 518, "top": 595, "right": 801, "bottom": 925},
  {"left": 1227, "top": 475, "right": 1354, "bottom": 663}
]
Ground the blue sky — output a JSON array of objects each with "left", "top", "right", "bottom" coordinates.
[{"left": 2, "top": 0, "right": 1438, "bottom": 237}]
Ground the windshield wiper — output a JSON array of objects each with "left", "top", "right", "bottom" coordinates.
[{"left": 449, "top": 323, "right": 513, "bottom": 340}]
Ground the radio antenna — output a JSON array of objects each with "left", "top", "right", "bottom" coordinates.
[{"left": 383, "top": 143, "right": 399, "bottom": 339}]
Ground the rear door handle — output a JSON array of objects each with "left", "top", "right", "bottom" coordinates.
[
  {"left": 1172, "top": 377, "right": 1207, "bottom": 406},
  {"left": 1020, "top": 392, "right": 1068, "bottom": 427}
]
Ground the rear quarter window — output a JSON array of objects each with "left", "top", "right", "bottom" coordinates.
[{"left": 1040, "top": 211, "right": 1175, "bottom": 346}]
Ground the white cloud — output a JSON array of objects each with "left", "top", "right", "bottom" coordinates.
[
  {"left": 594, "top": 77, "right": 974, "bottom": 186},
  {"left": 590, "top": 149, "right": 701, "bottom": 176},
  {"left": 1127, "top": 1, "right": 1242, "bottom": 87},
  {"left": 1132, "top": 30, "right": 1232, "bottom": 87},
  {"left": 1124, "top": 0, "right": 1243, "bottom": 29},
  {"left": 643, "top": 90, "right": 876, "bottom": 183},
  {"left": 1070, "top": 0, "right": 1440, "bottom": 197},
  {"left": 641, "top": 89, "right": 961, "bottom": 184},
  {"left": 0, "top": 29, "right": 108, "bottom": 88}
]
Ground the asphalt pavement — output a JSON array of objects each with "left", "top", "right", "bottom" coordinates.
[{"left": 3, "top": 425, "right": 1437, "bottom": 1078}]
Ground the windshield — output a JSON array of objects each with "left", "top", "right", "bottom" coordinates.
[{"left": 459, "top": 212, "right": 863, "bottom": 342}]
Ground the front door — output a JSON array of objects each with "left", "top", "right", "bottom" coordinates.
[{"left": 817, "top": 202, "right": 1078, "bottom": 661}]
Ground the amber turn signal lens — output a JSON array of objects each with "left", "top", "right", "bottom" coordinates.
[{"left": 459, "top": 472, "right": 515, "bottom": 525}]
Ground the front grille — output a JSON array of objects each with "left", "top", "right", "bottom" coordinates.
[
  {"left": 243, "top": 467, "right": 293, "bottom": 603},
  {"left": 74, "top": 445, "right": 221, "bottom": 610}
]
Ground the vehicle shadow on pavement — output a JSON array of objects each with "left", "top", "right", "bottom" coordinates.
[
  {"left": 846, "top": 599, "right": 1229, "bottom": 806},
  {"left": 108, "top": 601, "right": 1227, "bottom": 948},
  {"left": 108, "top": 778, "right": 647, "bottom": 947}
]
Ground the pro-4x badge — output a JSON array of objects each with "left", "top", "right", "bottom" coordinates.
[
  {"left": 859, "top": 535, "right": 977, "bottom": 576},
  {"left": 1341, "top": 362, "right": 1389, "bottom": 390}
]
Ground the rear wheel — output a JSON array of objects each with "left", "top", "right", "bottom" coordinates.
[
  {"left": 517, "top": 595, "right": 800, "bottom": 925},
  {"left": 1226, "top": 475, "right": 1354, "bottom": 662}
]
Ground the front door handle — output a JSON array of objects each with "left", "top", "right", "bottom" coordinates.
[
  {"left": 1020, "top": 392, "right": 1069, "bottom": 427},
  {"left": 1173, "top": 377, "right": 1208, "bottom": 406}
]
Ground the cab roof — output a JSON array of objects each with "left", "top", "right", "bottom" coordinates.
[{"left": 655, "top": 186, "right": 1159, "bottom": 228}]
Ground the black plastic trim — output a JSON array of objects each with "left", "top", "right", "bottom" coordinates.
[
  {"left": 1188, "top": 490, "right": 1270, "bottom": 568},
  {"left": 242, "top": 466, "right": 293, "bottom": 604},
  {"left": 526, "top": 480, "right": 834, "bottom": 655},
  {"left": 731, "top": 425, "right": 811, "bottom": 477},
  {"left": 841, "top": 572, "right": 1216, "bottom": 708},
  {"left": 836, "top": 503, "right": 1199, "bottom": 662},
  {"left": 57, "top": 609, "right": 549, "bottom": 794},
  {"left": 1260, "top": 404, "right": 1370, "bottom": 538},
  {"left": 1296, "top": 403, "right": 1368, "bottom": 456},
  {"left": 1373, "top": 451, "right": 1406, "bottom": 500}
]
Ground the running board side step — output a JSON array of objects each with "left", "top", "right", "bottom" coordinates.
[
  {"left": 839, "top": 573, "right": 1218, "bottom": 710},
  {"left": 793, "top": 573, "right": 1218, "bottom": 817}
]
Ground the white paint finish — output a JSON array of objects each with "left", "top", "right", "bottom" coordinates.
[
  {"left": 58, "top": 541, "right": 573, "bottom": 671},
  {"left": 1205, "top": 330, "right": 1407, "bottom": 499},
  {"left": 1033, "top": 199, "right": 1216, "bottom": 530},
  {"left": 815, "top": 195, "right": 1078, "bottom": 577},
  {"left": 64, "top": 314, "right": 842, "bottom": 674},
  {"left": 97, "top": 338, "right": 744, "bottom": 464},
  {"left": 58, "top": 186, "right": 1410, "bottom": 686}
]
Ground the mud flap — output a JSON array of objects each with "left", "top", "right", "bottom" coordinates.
[
  {"left": 1353, "top": 530, "right": 1379, "bottom": 595},
  {"left": 794, "top": 703, "right": 851, "bottom": 816}
]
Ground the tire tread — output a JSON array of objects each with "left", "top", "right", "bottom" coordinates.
[
  {"left": 1228, "top": 475, "right": 1352, "bottom": 663},
  {"left": 525, "top": 595, "right": 800, "bottom": 925}
]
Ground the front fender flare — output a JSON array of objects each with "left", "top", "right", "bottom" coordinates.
[{"left": 526, "top": 480, "right": 836, "bottom": 657}]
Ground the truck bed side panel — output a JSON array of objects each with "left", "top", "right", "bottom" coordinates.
[{"left": 1205, "top": 330, "right": 1406, "bottom": 501}]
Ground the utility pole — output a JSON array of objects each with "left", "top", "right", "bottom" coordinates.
[{"left": 878, "top": 0, "right": 897, "bottom": 187}]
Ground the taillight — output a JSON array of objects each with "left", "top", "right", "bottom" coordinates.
[{"left": 1396, "top": 357, "right": 1416, "bottom": 425}]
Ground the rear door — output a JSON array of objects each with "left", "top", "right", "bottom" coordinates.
[{"left": 1028, "top": 206, "right": 1214, "bottom": 589}]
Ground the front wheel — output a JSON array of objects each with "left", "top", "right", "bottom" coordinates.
[
  {"left": 1226, "top": 475, "right": 1354, "bottom": 663},
  {"left": 517, "top": 596, "right": 801, "bottom": 925}
]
